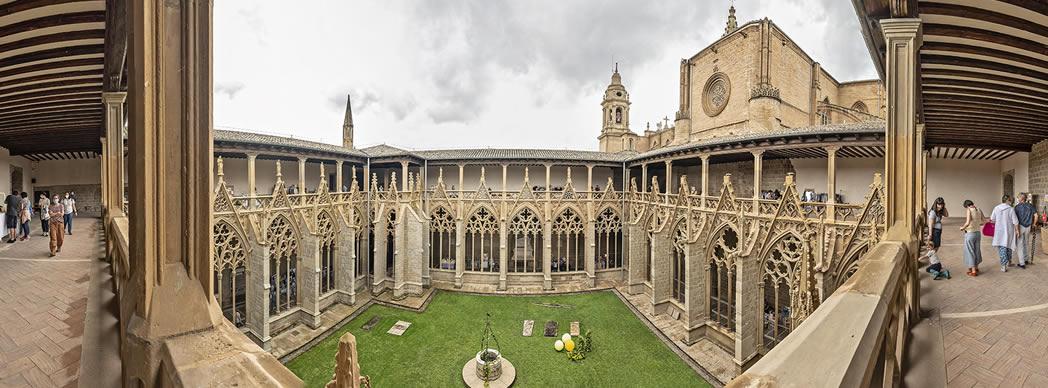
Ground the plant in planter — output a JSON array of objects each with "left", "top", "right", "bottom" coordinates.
[{"left": 475, "top": 313, "right": 503, "bottom": 382}]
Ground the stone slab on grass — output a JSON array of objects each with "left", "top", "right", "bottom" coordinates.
[
  {"left": 570, "top": 321, "right": 580, "bottom": 336},
  {"left": 543, "top": 320, "right": 558, "bottom": 337},
  {"left": 522, "top": 320, "right": 534, "bottom": 336},
  {"left": 387, "top": 320, "right": 411, "bottom": 336},
  {"left": 362, "top": 316, "right": 381, "bottom": 331}
]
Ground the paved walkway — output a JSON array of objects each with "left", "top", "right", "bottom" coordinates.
[
  {"left": 0, "top": 219, "right": 104, "bottom": 388},
  {"left": 918, "top": 218, "right": 1048, "bottom": 388}
]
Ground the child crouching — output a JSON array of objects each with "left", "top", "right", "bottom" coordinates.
[{"left": 924, "top": 243, "right": 951, "bottom": 280}]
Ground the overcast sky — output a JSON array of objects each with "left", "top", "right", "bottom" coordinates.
[{"left": 213, "top": 0, "right": 877, "bottom": 151}]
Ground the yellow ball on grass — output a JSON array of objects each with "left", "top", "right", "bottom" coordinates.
[
  {"left": 565, "top": 338, "right": 576, "bottom": 352},
  {"left": 554, "top": 340, "right": 564, "bottom": 351}
]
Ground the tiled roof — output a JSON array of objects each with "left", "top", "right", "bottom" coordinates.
[
  {"left": 414, "top": 148, "right": 632, "bottom": 163},
  {"left": 214, "top": 129, "right": 368, "bottom": 158},
  {"left": 359, "top": 144, "right": 417, "bottom": 158},
  {"left": 631, "top": 121, "right": 885, "bottom": 159}
]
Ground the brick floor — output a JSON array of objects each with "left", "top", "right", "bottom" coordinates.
[
  {"left": 0, "top": 218, "right": 100, "bottom": 388},
  {"left": 920, "top": 218, "right": 1048, "bottom": 387}
]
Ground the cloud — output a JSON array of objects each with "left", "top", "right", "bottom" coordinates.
[{"left": 215, "top": 81, "right": 245, "bottom": 99}]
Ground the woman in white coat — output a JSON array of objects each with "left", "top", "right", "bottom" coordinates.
[{"left": 990, "top": 195, "right": 1020, "bottom": 272}]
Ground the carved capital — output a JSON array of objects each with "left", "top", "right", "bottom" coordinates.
[{"left": 750, "top": 82, "right": 781, "bottom": 101}]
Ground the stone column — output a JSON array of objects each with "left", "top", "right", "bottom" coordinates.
[
  {"left": 735, "top": 241, "right": 761, "bottom": 372},
  {"left": 299, "top": 232, "right": 321, "bottom": 328},
  {"left": 394, "top": 210, "right": 424, "bottom": 299},
  {"left": 826, "top": 146, "right": 839, "bottom": 221},
  {"left": 664, "top": 160, "right": 673, "bottom": 202},
  {"left": 338, "top": 221, "right": 357, "bottom": 305},
  {"left": 650, "top": 227, "right": 672, "bottom": 314},
  {"left": 543, "top": 164, "right": 553, "bottom": 290},
  {"left": 752, "top": 150, "right": 764, "bottom": 205},
  {"left": 362, "top": 164, "right": 370, "bottom": 192},
  {"left": 499, "top": 164, "right": 508, "bottom": 290},
  {"left": 585, "top": 164, "right": 596, "bottom": 287},
  {"left": 246, "top": 240, "right": 270, "bottom": 350},
  {"left": 100, "top": 137, "right": 108, "bottom": 216},
  {"left": 103, "top": 91, "right": 127, "bottom": 218},
  {"left": 122, "top": 0, "right": 298, "bottom": 385},
  {"left": 298, "top": 157, "right": 307, "bottom": 193},
  {"left": 700, "top": 154, "right": 710, "bottom": 208},
  {"left": 641, "top": 163, "right": 648, "bottom": 192},
  {"left": 336, "top": 160, "right": 344, "bottom": 193},
  {"left": 373, "top": 214, "right": 388, "bottom": 294},
  {"left": 401, "top": 161, "right": 409, "bottom": 191},
  {"left": 625, "top": 222, "right": 647, "bottom": 294},
  {"left": 882, "top": 18, "right": 922, "bottom": 243},
  {"left": 685, "top": 241, "right": 708, "bottom": 344},
  {"left": 246, "top": 153, "right": 257, "bottom": 202},
  {"left": 455, "top": 164, "right": 465, "bottom": 288}
]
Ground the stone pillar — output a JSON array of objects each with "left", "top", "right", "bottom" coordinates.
[
  {"left": 665, "top": 160, "right": 673, "bottom": 202},
  {"left": 298, "top": 157, "right": 307, "bottom": 193},
  {"left": 102, "top": 91, "right": 126, "bottom": 218},
  {"left": 372, "top": 211, "right": 388, "bottom": 294},
  {"left": 122, "top": 0, "right": 298, "bottom": 385},
  {"left": 401, "top": 161, "right": 409, "bottom": 191},
  {"left": 881, "top": 18, "right": 922, "bottom": 243},
  {"left": 299, "top": 232, "right": 321, "bottom": 328},
  {"left": 684, "top": 241, "right": 708, "bottom": 344},
  {"left": 585, "top": 164, "right": 596, "bottom": 287},
  {"left": 752, "top": 150, "right": 764, "bottom": 204},
  {"left": 641, "top": 163, "right": 648, "bottom": 192},
  {"left": 650, "top": 227, "right": 672, "bottom": 314},
  {"left": 700, "top": 154, "right": 710, "bottom": 208},
  {"left": 246, "top": 153, "right": 257, "bottom": 201},
  {"left": 626, "top": 222, "right": 647, "bottom": 294},
  {"left": 338, "top": 221, "right": 357, "bottom": 305},
  {"left": 336, "top": 160, "right": 344, "bottom": 193},
  {"left": 100, "top": 137, "right": 108, "bottom": 216},
  {"left": 394, "top": 209, "right": 424, "bottom": 299},
  {"left": 499, "top": 164, "right": 508, "bottom": 290},
  {"left": 246, "top": 241, "right": 270, "bottom": 350},
  {"left": 455, "top": 164, "right": 465, "bottom": 288},
  {"left": 826, "top": 146, "right": 839, "bottom": 221},
  {"left": 362, "top": 164, "right": 370, "bottom": 192},
  {"left": 734, "top": 240, "right": 761, "bottom": 372},
  {"left": 543, "top": 164, "right": 553, "bottom": 290}
]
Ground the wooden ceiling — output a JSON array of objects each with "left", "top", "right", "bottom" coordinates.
[
  {"left": 0, "top": 0, "right": 123, "bottom": 156},
  {"left": 853, "top": 0, "right": 1047, "bottom": 151}
]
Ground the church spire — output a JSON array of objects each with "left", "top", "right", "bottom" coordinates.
[
  {"left": 342, "top": 94, "right": 354, "bottom": 149},
  {"left": 723, "top": 2, "right": 738, "bottom": 36}
]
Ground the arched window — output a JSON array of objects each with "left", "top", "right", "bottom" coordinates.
[
  {"left": 430, "top": 207, "right": 456, "bottom": 270},
  {"left": 851, "top": 101, "right": 868, "bottom": 114},
  {"left": 615, "top": 107, "right": 623, "bottom": 124},
  {"left": 763, "top": 235, "right": 803, "bottom": 350},
  {"left": 551, "top": 208, "right": 585, "bottom": 272},
  {"left": 465, "top": 207, "right": 499, "bottom": 272},
  {"left": 820, "top": 97, "right": 831, "bottom": 125},
  {"left": 628, "top": 138, "right": 634, "bottom": 150},
  {"left": 268, "top": 216, "right": 299, "bottom": 315},
  {"left": 671, "top": 221, "right": 687, "bottom": 304},
  {"left": 594, "top": 208, "right": 623, "bottom": 269},
  {"left": 318, "top": 211, "right": 336, "bottom": 295},
  {"left": 214, "top": 221, "right": 246, "bottom": 327},
  {"left": 709, "top": 226, "right": 738, "bottom": 332},
  {"left": 386, "top": 210, "right": 396, "bottom": 278},
  {"left": 508, "top": 208, "right": 543, "bottom": 272},
  {"left": 352, "top": 206, "right": 367, "bottom": 279}
]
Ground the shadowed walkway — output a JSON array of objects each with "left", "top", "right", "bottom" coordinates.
[
  {"left": 0, "top": 219, "right": 114, "bottom": 387},
  {"left": 915, "top": 218, "right": 1048, "bottom": 388}
]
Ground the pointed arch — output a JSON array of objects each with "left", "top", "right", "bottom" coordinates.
[
  {"left": 508, "top": 207, "right": 543, "bottom": 273},
  {"left": 465, "top": 206, "right": 500, "bottom": 272},
  {"left": 430, "top": 206, "right": 456, "bottom": 270},
  {"left": 707, "top": 223, "right": 739, "bottom": 333},
  {"left": 317, "top": 210, "right": 337, "bottom": 295},
  {"left": 671, "top": 218, "right": 688, "bottom": 304},
  {"left": 213, "top": 220, "right": 247, "bottom": 327},
  {"left": 594, "top": 206, "right": 623, "bottom": 269},
  {"left": 760, "top": 232, "right": 806, "bottom": 351},
  {"left": 267, "top": 214, "right": 300, "bottom": 315},
  {"left": 552, "top": 207, "right": 585, "bottom": 272}
]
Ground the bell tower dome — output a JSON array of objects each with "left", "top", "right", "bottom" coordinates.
[{"left": 598, "top": 64, "right": 632, "bottom": 152}]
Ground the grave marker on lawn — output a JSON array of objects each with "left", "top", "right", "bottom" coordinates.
[
  {"left": 522, "top": 320, "right": 534, "bottom": 336},
  {"left": 387, "top": 320, "right": 412, "bottom": 336},
  {"left": 543, "top": 321, "right": 558, "bottom": 337},
  {"left": 362, "top": 316, "right": 381, "bottom": 331},
  {"left": 570, "top": 321, "right": 580, "bottom": 336}
]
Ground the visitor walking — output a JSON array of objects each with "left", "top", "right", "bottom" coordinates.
[
  {"left": 4, "top": 191, "right": 19, "bottom": 243},
  {"left": 18, "top": 192, "right": 31, "bottom": 241},
  {"left": 48, "top": 194, "right": 64, "bottom": 257},
  {"left": 927, "top": 197, "right": 948, "bottom": 249},
  {"left": 1015, "top": 193, "right": 1035, "bottom": 267},
  {"left": 37, "top": 194, "right": 49, "bottom": 237},
  {"left": 959, "top": 200, "right": 985, "bottom": 276},
  {"left": 62, "top": 192, "right": 76, "bottom": 235},
  {"left": 990, "top": 195, "right": 1020, "bottom": 272}
]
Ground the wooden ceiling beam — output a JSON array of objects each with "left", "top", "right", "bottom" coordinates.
[
  {"left": 103, "top": 0, "right": 127, "bottom": 91},
  {"left": 0, "top": 11, "right": 105, "bottom": 39},
  {"left": 923, "top": 106, "right": 1048, "bottom": 123},
  {"left": 0, "top": 0, "right": 90, "bottom": 17},
  {"left": 919, "top": 3, "right": 1048, "bottom": 38},
  {"left": 924, "top": 118, "right": 1045, "bottom": 134},
  {"left": 922, "top": 54, "right": 1047, "bottom": 82},
  {"left": 0, "top": 101, "right": 99, "bottom": 117},
  {"left": 922, "top": 101, "right": 1048, "bottom": 121},
  {"left": 0, "top": 121, "right": 102, "bottom": 135},
  {"left": 0, "top": 106, "right": 100, "bottom": 121},
  {"left": 0, "top": 44, "right": 104, "bottom": 70},
  {"left": 922, "top": 85, "right": 1048, "bottom": 108},
  {"left": 0, "top": 95, "right": 98, "bottom": 112},
  {"left": 921, "top": 68, "right": 1048, "bottom": 94},
  {"left": 0, "top": 29, "right": 105, "bottom": 55},
  {"left": 0, "top": 112, "right": 100, "bottom": 127},
  {"left": 922, "top": 93, "right": 1048, "bottom": 114},
  {"left": 923, "top": 114, "right": 1046, "bottom": 131},
  {"left": 0, "top": 86, "right": 99, "bottom": 108},
  {"left": 0, "top": 57, "right": 102, "bottom": 80},
  {"left": 997, "top": 0, "right": 1048, "bottom": 15},
  {"left": 0, "top": 69, "right": 102, "bottom": 90},
  {"left": 921, "top": 41, "right": 1048, "bottom": 73},
  {"left": 0, "top": 76, "right": 102, "bottom": 97},
  {"left": 923, "top": 23, "right": 1046, "bottom": 57},
  {"left": 921, "top": 78, "right": 1048, "bottom": 101}
]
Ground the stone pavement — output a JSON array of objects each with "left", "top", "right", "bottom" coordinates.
[
  {"left": 0, "top": 218, "right": 102, "bottom": 388},
  {"left": 917, "top": 218, "right": 1048, "bottom": 388}
]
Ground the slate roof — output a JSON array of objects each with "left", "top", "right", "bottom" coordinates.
[{"left": 214, "top": 121, "right": 884, "bottom": 164}]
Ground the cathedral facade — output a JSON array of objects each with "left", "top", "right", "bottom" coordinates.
[{"left": 600, "top": 7, "right": 884, "bottom": 154}]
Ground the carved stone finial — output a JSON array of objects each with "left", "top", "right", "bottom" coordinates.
[
  {"left": 785, "top": 172, "right": 795, "bottom": 185},
  {"left": 216, "top": 156, "right": 225, "bottom": 180},
  {"left": 275, "top": 160, "right": 282, "bottom": 179},
  {"left": 370, "top": 173, "right": 378, "bottom": 191},
  {"left": 480, "top": 167, "right": 486, "bottom": 184},
  {"left": 325, "top": 332, "right": 363, "bottom": 388},
  {"left": 566, "top": 167, "right": 573, "bottom": 184},
  {"left": 320, "top": 163, "right": 326, "bottom": 179},
  {"left": 872, "top": 172, "right": 882, "bottom": 187},
  {"left": 437, "top": 167, "right": 444, "bottom": 184},
  {"left": 391, "top": 171, "right": 398, "bottom": 192},
  {"left": 524, "top": 167, "right": 530, "bottom": 184},
  {"left": 606, "top": 175, "right": 614, "bottom": 189},
  {"left": 679, "top": 175, "right": 689, "bottom": 194},
  {"left": 723, "top": 173, "right": 732, "bottom": 186}
]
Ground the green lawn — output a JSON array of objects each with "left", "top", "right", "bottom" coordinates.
[{"left": 287, "top": 291, "right": 711, "bottom": 387}]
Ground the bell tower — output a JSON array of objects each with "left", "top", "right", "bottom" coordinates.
[
  {"left": 599, "top": 64, "right": 633, "bottom": 152},
  {"left": 342, "top": 94, "right": 354, "bottom": 149}
]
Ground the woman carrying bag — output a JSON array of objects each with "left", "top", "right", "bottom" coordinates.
[{"left": 959, "top": 199, "right": 986, "bottom": 276}]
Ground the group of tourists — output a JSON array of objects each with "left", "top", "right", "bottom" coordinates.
[
  {"left": 2, "top": 191, "right": 77, "bottom": 257},
  {"left": 925, "top": 193, "right": 1037, "bottom": 278}
]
